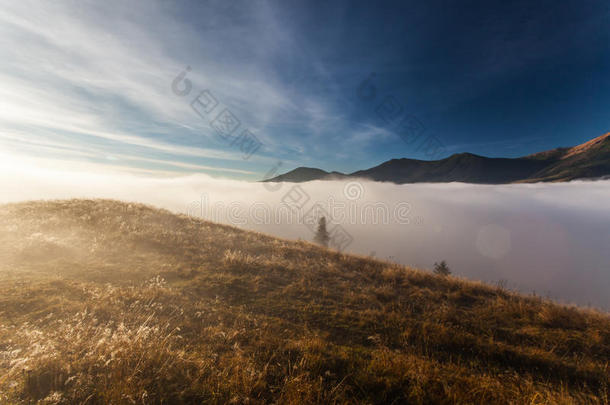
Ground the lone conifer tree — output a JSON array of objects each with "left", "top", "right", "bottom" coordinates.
[
  {"left": 433, "top": 260, "right": 451, "bottom": 276},
  {"left": 314, "top": 216, "right": 330, "bottom": 248}
]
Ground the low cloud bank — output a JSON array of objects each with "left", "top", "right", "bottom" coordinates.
[{"left": 2, "top": 155, "right": 609, "bottom": 310}]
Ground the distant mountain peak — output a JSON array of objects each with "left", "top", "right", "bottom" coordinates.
[{"left": 263, "top": 167, "right": 343, "bottom": 183}]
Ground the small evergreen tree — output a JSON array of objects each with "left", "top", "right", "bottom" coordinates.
[
  {"left": 433, "top": 260, "right": 451, "bottom": 276},
  {"left": 313, "top": 216, "right": 330, "bottom": 248}
]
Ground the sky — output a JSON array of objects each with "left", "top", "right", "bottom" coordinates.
[{"left": 0, "top": 0, "right": 608, "bottom": 179}]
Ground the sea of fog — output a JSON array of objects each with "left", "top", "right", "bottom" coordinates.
[{"left": 2, "top": 155, "right": 609, "bottom": 310}]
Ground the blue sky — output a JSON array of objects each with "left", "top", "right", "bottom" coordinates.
[{"left": 0, "top": 0, "right": 608, "bottom": 180}]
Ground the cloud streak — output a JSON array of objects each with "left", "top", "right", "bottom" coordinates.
[{"left": 0, "top": 0, "right": 376, "bottom": 178}]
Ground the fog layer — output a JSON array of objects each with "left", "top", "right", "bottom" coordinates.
[{"left": 2, "top": 155, "right": 609, "bottom": 309}]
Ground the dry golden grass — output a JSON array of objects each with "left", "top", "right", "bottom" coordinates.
[{"left": 0, "top": 199, "right": 608, "bottom": 404}]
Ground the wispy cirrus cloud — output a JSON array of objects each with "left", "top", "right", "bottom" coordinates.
[{"left": 0, "top": 0, "right": 369, "bottom": 178}]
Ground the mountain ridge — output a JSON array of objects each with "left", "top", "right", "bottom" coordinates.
[{"left": 266, "top": 133, "right": 610, "bottom": 184}]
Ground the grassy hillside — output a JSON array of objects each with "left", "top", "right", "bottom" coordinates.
[
  {"left": 0, "top": 200, "right": 608, "bottom": 404},
  {"left": 527, "top": 133, "right": 610, "bottom": 182}
]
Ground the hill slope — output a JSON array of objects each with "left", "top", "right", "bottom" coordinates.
[
  {"left": 0, "top": 200, "right": 608, "bottom": 404},
  {"left": 266, "top": 133, "right": 610, "bottom": 184},
  {"left": 265, "top": 167, "right": 343, "bottom": 183},
  {"left": 525, "top": 133, "right": 610, "bottom": 182}
]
